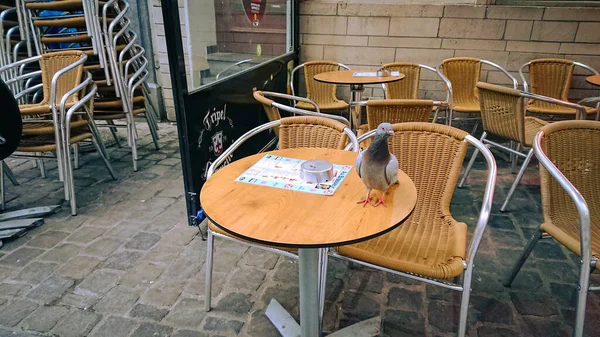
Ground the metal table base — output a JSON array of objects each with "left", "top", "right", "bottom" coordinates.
[
  {"left": 349, "top": 84, "right": 365, "bottom": 132},
  {"left": 266, "top": 248, "right": 381, "bottom": 337}
]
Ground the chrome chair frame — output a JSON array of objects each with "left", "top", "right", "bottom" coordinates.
[
  {"left": 215, "top": 59, "right": 253, "bottom": 80},
  {"left": 289, "top": 61, "right": 350, "bottom": 109},
  {"left": 327, "top": 127, "right": 497, "bottom": 337},
  {"left": 459, "top": 89, "right": 586, "bottom": 212},
  {"left": 503, "top": 127, "right": 597, "bottom": 337},
  {"left": 380, "top": 63, "right": 453, "bottom": 123},
  {"left": 519, "top": 60, "right": 600, "bottom": 120},
  {"left": 437, "top": 59, "right": 518, "bottom": 127},
  {"left": 204, "top": 118, "right": 358, "bottom": 316}
]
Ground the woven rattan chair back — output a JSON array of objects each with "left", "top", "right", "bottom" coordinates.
[
  {"left": 253, "top": 91, "right": 281, "bottom": 137},
  {"left": 476, "top": 82, "right": 527, "bottom": 144},
  {"left": 380, "top": 62, "right": 420, "bottom": 99},
  {"left": 441, "top": 57, "right": 481, "bottom": 108},
  {"left": 278, "top": 116, "right": 348, "bottom": 150},
  {"left": 366, "top": 99, "right": 433, "bottom": 131},
  {"left": 40, "top": 51, "right": 84, "bottom": 106},
  {"left": 539, "top": 120, "right": 600, "bottom": 255},
  {"left": 303, "top": 61, "right": 344, "bottom": 107},
  {"left": 528, "top": 58, "right": 574, "bottom": 111},
  {"left": 389, "top": 122, "right": 469, "bottom": 228}
]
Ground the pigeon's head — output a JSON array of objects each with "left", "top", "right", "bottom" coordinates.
[{"left": 375, "top": 122, "right": 394, "bottom": 137}]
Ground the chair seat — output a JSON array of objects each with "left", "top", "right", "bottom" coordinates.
[
  {"left": 16, "top": 130, "right": 91, "bottom": 152},
  {"left": 22, "top": 119, "right": 88, "bottom": 135},
  {"left": 453, "top": 100, "right": 480, "bottom": 113},
  {"left": 336, "top": 215, "right": 468, "bottom": 279},
  {"left": 523, "top": 117, "right": 549, "bottom": 147},
  {"left": 94, "top": 95, "right": 144, "bottom": 109},
  {"left": 19, "top": 102, "right": 76, "bottom": 115},
  {"left": 94, "top": 108, "right": 146, "bottom": 120},
  {"left": 208, "top": 221, "right": 296, "bottom": 253},
  {"left": 296, "top": 99, "right": 348, "bottom": 111},
  {"left": 541, "top": 221, "right": 600, "bottom": 269},
  {"left": 41, "top": 33, "right": 90, "bottom": 44},
  {"left": 527, "top": 103, "right": 597, "bottom": 116}
]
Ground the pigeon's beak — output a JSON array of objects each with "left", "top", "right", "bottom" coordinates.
[{"left": 387, "top": 131, "right": 395, "bottom": 136}]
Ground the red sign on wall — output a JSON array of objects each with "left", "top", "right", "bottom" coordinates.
[{"left": 242, "top": 0, "right": 266, "bottom": 26}]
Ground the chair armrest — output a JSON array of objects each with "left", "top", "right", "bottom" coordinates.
[
  {"left": 520, "top": 91, "right": 587, "bottom": 119},
  {"left": 50, "top": 53, "right": 88, "bottom": 108},
  {"left": 262, "top": 91, "right": 321, "bottom": 113},
  {"left": 216, "top": 59, "right": 253, "bottom": 80},
  {"left": 464, "top": 135, "right": 497, "bottom": 264},
  {"left": 481, "top": 60, "right": 518, "bottom": 89},
  {"left": 207, "top": 120, "right": 281, "bottom": 179},
  {"left": 272, "top": 101, "right": 352, "bottom": 128},
  {"left": 14, "top": 83, "right": 42, "bottom": 100},
  {"left": 59, "top": 71, "right": 92, "bottom": 115},
  {"left": 532, "top": 129, "right": 592, "bottom": 275}
]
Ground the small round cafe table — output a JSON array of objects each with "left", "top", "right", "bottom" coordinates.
[
  {"left": 314, "top": 70, "right": 405, "bottom": 131},
  {"left": 586, "top": 74, "right": 600, "bottom": 86},
  {"left": 200, "top": 147, "right": 417, "bottom": 337}
]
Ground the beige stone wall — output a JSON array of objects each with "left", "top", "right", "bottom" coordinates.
[{"left": 299, "top": 1, "right": 600, "bottom": 102}]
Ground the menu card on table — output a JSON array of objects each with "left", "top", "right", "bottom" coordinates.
[
  {"left": 353, "top": 71, "right": 401, "bottom": 77},
  {"left": 235, "top": 154, "right": 352, "bottom": 196}
]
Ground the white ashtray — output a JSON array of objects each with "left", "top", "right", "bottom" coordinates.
[{"left": 300, "top": 160, "right": 334, "bottom": 184}]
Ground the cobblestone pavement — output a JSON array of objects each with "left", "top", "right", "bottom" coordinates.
[{"left": 0, "top": 121, "right": 599, "bottom": 337}]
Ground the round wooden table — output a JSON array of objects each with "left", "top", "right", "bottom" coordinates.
[
  {"left": 201, "top": 147, "right": 417, "bottom": 337},
  {"left": 587, "top": 74, "right": 600, "bottom": 86},
  {"left": 314, "top": 70, "right": 405, "bottom": 130}
]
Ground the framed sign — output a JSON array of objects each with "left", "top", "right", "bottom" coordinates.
[{"left": 243, "top": 0, "right": 266, "bottom": 26}]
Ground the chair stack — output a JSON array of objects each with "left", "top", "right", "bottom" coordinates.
[{"left": 22, "top": 0, "right": 160, "bottom": 171}]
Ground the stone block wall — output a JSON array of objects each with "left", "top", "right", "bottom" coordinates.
[{"left": 298, "top": 1, "right": 600, "bottom": 102}]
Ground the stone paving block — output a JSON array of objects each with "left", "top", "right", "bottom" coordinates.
[
  {"left": 102, "top": 223, "right": 140, "bottom": 238},
  {"left": 203, "top": 316, "right": 244, "bottom": 335},
  {"left": 0, "top": 247, "right": 45, "bottom": 267},
  {"left": 88, "top": 316, "right": 138, "bottom": 337},
  {"left": 471, "top": 295, "right": 514, "bottom": 324},
  {"left": 56, "top": 255, "right": 101, "bottom": 279},
  {"left": 140, "top": 281, "right": 184, "bottom": 307},
  {"left": 339, "top": 292, "right": 380, "bottom": 322},
  {"left": 124, "top": 232, "right": 161, "bottom": 250},
  {"left": 346, "top": 269, "right": 384, "bottom": 294},
  {"left": 76, "top": 269, "right": 120, "bottom": 296},
  {"left": 244, "top": 309, "right": 280, "bottom": 337},
  {"left": 272, "top": 258, "right": 298, "bottom": 282},
  {"left": 160, "top": 227, "right": 198, "bottom": 247},
  {"left": 0, "top": 327, "right": 43, "bottom": 337},
  {"left": 387, "top": 286, "right": 423, "bottom": 310},
  {"left": 119, "top": 262, "right": 164, "bottom": 287},
  {"left": 172, "top": 329, "right": 208, "bottom": 337},
  {"left": 241, "top": 247, "right": 279, "bottom": 270},
  {"left": 162, "top": 257, "right": 203, "bottom": 281},
  {"left": 51, "top": 309, "right": 101, "bottom": 337},
  {"left": 163, "top": 298, "right": 206, "bottom": 328},
  {"left": 83, "top": 237, "right": 124, "bottom": 258},
  {"left": 0, "top": 300, "right": 38, "bottom": 326},
  {"left": 427, "top": 300, "right": 459, "bottom": 332},
  {"left": 59, "top": 290, "right": 100, "bottom": 309},
  {"left": 187, "top": 268, "right": 226, "bottom": 298},
  {"left": 382, "top": 309, "right": 425, "bottom": 336},
  {"left": 26, "top": 277, "right": 74, "bottom": 305},
  {"left": 103, "top": 250, "right": 144, "bottom": 270},
  {"left": 21, "top": 305, "right": 69, "bottom": 333},
  {"left": 510, "top": 291, "right": 559, "bottom": 316},
  {"left": 129, "top": 303, "right": 169, "bottom": 321},
  {"left": 215, "top": 292, "right": 254, "bottom": 316},
  {"left": 38, "top": 244, "right": 81, "bottom": 263},
  {"left": 12, "top": 262, "right": 58, "bottom": 285},
  {"left": 0, "top": 283, "right": 32, "bottom": 297},
  {"left": 25, "top": 231, "right": 69, "bottom": 249},
  {"left": 93, "top": 285, "right": 140, "bottom": 314},
  {"left": 65, "top": 227, "right": 106, "bottom": 244},
  {"left": 143, "top": 244, "right": 183, "bottom": 266},
  {"left": 224, "top": 267, "right": 266, "bottom": 292},
  {"left": 130, "top": 322, "right": 173, "bottom": 337},
  {"left": 476, "top": 326, "right": 521, "bottom": 337}
]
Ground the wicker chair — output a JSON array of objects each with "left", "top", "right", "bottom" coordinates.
[
  {"left": 290, "top": 60, "right": 350, "bottom": 111},
  {"left": 204, "top": 116, "right": 358, "bottom": 314},
  {"left": 520, "top": 58, "right": 599, "bottom": 119},
  {"left": 437, "top": 57, "right": 518, "bottom": 127},
  {"left": 378, "top": 62, "right": 452, "bottom": 123},
  {"left": 460, "top": 82, "right": 587, "bottom": 212},
  {"left": 356, "top": 99, "right": 447, "bottom": 148},
  {"left": 503, "top": 120, "right": 600, "bottom": 337},
  {"left": 329, "top": 122, "right": 497, "bottom": 337}
]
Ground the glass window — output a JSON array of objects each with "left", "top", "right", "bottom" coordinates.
[{"left": 182, "top": 0, "right": 291, "bottom": 91}]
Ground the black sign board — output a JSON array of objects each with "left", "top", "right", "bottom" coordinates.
[{"left": 161, "top": 0, "right": 299, "bottom": 227}]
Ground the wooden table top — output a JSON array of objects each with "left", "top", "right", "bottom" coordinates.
[
  {"left": 314, "top": 70, "right": 405, "bottom": 85},
  {"left": 587, "top": 74, "right": 600, "bottom": 86},
  {"left": 200, "top": 148, "right": 417, "bottom": 248}
]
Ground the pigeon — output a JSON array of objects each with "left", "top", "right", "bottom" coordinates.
[{"left": 355, "top": 122, "right": 399, "bottom": 207}]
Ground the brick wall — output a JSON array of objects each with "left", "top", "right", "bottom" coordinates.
[{"left": 299, "top": 1, "right": 600, "bottom": 102}]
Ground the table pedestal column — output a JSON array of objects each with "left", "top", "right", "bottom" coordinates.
[{"left": 350, "top": 84, "right": 365, "bottom": 131}]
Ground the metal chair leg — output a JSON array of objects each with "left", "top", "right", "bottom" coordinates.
[
  {"left": 37, "top": 154, "right": 46, "bottom": 178},
  {"left": 511, "top": 142, "right": 521, "bottom": 174},
  {"left": 500, "top": 148, "right": 534, "bottom": 212},
  {"left": 204, "top": 230, "right": 214, "bottom": 312},
  {"left": 458, "top": 132, "right": 487, "bottom": 188},
  {"left": 3, "top": 162, "right": 18, "bottom": 186},
  {"left": 503, "top": 228, "right": 543, "bottom": 286},
  {"left": 73, "top": 143, "right": 79, "bottom": 170},
  {"left": 91, "top": 136, "right": 117, "bottom": 180},
  {"left": 107, "top": 120, "right": 122, "bottom": 148},
  {"left": 457, "top": 264, "right": 475, "bottom": 337},
  {"left": 145, "top": 109, "right": 160, "bottom": 150},
  {"left": 574, "top": 261, "right": 592, "bottom": 337},
  {"left": 0, "top": 160, "right": 5, "bottom": 211}
]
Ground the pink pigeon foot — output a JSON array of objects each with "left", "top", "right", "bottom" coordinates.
[
  {"left": 357, "top": 190, "right": 372, "bottom": 207},
  {"left": 372, "top": 189, "right": 389, "bottom": 207}
]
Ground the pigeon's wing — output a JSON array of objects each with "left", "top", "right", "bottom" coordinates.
[
  {"left": 355, "top": 149, "right": 364, "bottom": 178},
  {"left": 384, "top": 154, "right": 399, "bottom": 186}
]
